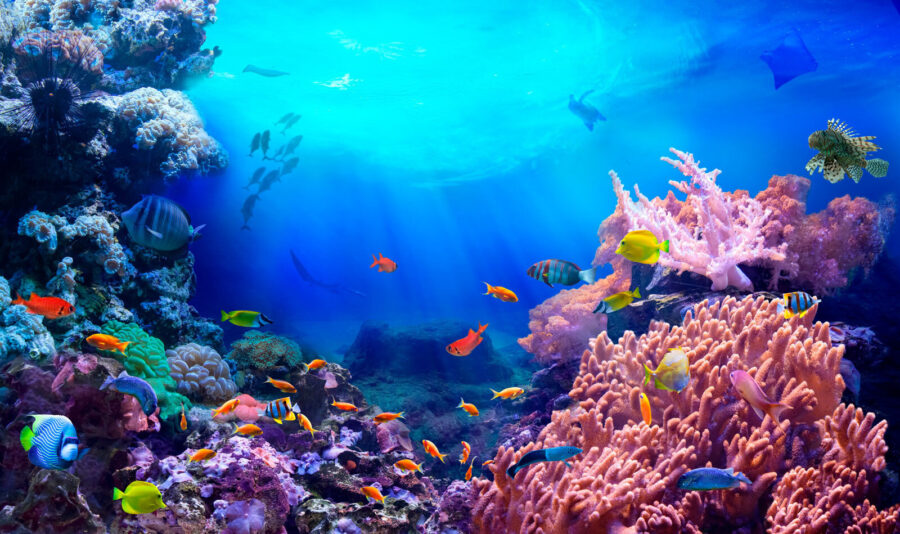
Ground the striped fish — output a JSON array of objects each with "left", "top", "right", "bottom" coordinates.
[
  {"left": 122, "top": 195, "right": 204, "bottom": 252},
  {"left": 20, "top": 415, "right": 88, "bottom": 470},
  {"left": 262, "top": 397, "right": 300, "bottom": 424},
  {"left": 777, "top": 291, "right": 820, "bottom": 319},
  {"left": 527, "top": 259, "right": 597, "bottom": 288}
]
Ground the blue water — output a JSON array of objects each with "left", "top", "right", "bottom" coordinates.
[{"left": 164, "top": 0, "right": 900, "bottom": 350}]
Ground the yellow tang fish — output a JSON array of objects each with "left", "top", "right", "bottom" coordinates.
[
  {"left": 594, "top": 288, "right": 641, "bottom": 314},
  {"left": 643, "top": 348, "right": 690, "bottom": 392},
  {"left": 616, "top": 230, "right": 670, "bottom": 264},
  {"left": 113, "top": 481, "right": 166, "bottom": 514}
]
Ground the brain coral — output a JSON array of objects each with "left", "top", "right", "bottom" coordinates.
[
  {"left": 167, "top": 342, "right": 237, "bottom": 403},
  {"left": 228, "top": 331, "right": 304, "bottom": 370},
  {"left": 473, "top": 295, "right": 898, "bottom": 532}
]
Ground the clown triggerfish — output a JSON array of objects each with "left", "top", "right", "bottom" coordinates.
[
  {"left": 20, "top": 414, "right": 88, "bottom": 470},
  {"left": 506, "top": 446, "right": 582, "bottom": 478}
]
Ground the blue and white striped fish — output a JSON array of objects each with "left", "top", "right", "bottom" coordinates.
[
  {"left": 527, "top": 259, "right": 597, "bottom": 288},
  {"left": 19, "top": 415, "right": 88, "bottom": 470},
  {"left": 261, "top": 397, "right": 300, "bottom": 424},
  {"left": 777, "top": 291, "right": 821, "bottom": 319},
  {"left": 122, "top": 195, "right": 205, "bottom": 252}
]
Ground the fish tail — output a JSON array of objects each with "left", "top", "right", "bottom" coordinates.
[
  {"left": 292, "top": 403, "right": 301, "bottom": 413},
  {"left": 99, "top": 375, "right": 114, "bottom": 391},
  {"left": 12, "top": 293, "right": 24, "bottom": 305},
  {"left": 643, "top": 364, "right": 653, "bottom": 386},
  {"left": 458, "top": 398, "right": 465, "bottom": 408},
  {"left": 191, "top": 224, "right": 206, "bottom": 242},
  {"left": 438, "top": 452, "right": 447, "bottom": 463},
  {"left": 221, "top": 310, "right": 230, "bottom": 322},
  {"left": 866, "top": 158, "right": 889, "bottom": 178},
  {"left": 579, "top": 266, "right": 597, "bottom": 285},
  {"left": 490, "top": 389, "right": 500, "bottom": 399},
  {"left": 477, "top": 322, "right": 488, "bottom": 334},
  {"left": 633, "top": 287, "right": 641, "bottom": 298},
  {"left": 506, "top": 464, "right": 519, "bottom": 478},
  {"left": 241, "top": 224, "right": 250, "bottom": 231},
  {"left": 776, "top": 301, "right": 785, "bottom": 317},
  {"left": 397, "top": 411, "right": 405, "bottom": 419},
  {"left": 117, "top": 341, "right": 131, "bottom": 354},
  {"left": 370, "top": 254, "right": 378, "bottom": 268},
  {"left": 416, "top": 462, "right": 423, "bottom": 473},
  {"left": 19, "top": 425, "right": 34, "bottom": 451},
  {"left": 660, "top": 240, "right": 670, "bottom": 253},
  {"left": 483, "top": 282, "right": 492, "bottom": 295},
  {"left": 767, "top": 402, "right": 791, "bottom": 423},
  {"left": 113, "top": 487, "right": 124, "bottom": 500}
]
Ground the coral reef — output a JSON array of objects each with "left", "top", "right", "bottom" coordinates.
[
  {"left": 167, "top": 342, "right": 237, "bottom": 403},
  {"left": 229, "top": 330, "right": 305, "bottom": 370},
  {"left": 0, "top": 469, "right": 105, "bottom": 533},
  {"left": 472, "top": 295, "right": 898, "bottom": 532},
  {"left": 0, "top": 275, "right": 57, "bottom": 362}
]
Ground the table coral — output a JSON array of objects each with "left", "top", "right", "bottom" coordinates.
[
  {"left": 166, "top": 342, "right": 237, "bottom": 403},
  {"left": 472, "top": 295, "right": 896, "bottom": 532},
  {"left": 99, "top": 320, "right": 190, "bottom": 419}
]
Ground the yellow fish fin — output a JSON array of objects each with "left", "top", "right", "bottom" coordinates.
[
  {"left": 635, "top": 249, "right": 660, "bottom": 265},
  {"left": 632, "top": 287, "right": 641, "bottom": 298},
  {"left": 273, "top": 418, "right": 282, "bottom": 424},
  {"left": 285, "top": 412, "right": 296, "bottom": 421},
  {"left": 628, "top": 229, "right": 658, "bottom": 243},
  {"left": 121, "top": 499, "right": 141, "bottom": 514},
  {"left": 659, "top": 240, "right": 669, "bottom": 253}
]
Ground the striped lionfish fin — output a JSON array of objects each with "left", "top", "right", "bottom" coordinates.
[
  {"left": 805, "top": 153, "right": 825, "bottom": 174},
  {"left": 846, "top": 135, "right": 880, "bottom": 153},
  {"left": 823, "top": 158, "right": 845, "bottom": 183},
  {"left": 827, "top": 118, "right": 855, "bottom": 137}
]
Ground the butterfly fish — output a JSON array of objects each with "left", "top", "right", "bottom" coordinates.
[
  {"left": 262, "top": 397, "right": 300, "bottom": 424},
  {"left": 806, "top": 119, "right": 889, "bottom": 183}
]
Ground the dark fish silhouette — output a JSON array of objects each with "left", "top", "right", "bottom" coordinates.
[
  {"left": 260, "top": 130, "right": 271, "bottom": 159},
  {"left": 241, "top": 194, "right": 260, "bottom": 230},
  {"left": 272, "top": 146, "right": 285, "bottom": 160},
  {"left": 760, "top": 29, "right": 817, "bottom": 89},
  {"left": 283, "top": 135, "right": 303, "bottom": 156},
  {"left": 122, "top": 195, "right": 204, "bottom": 252},
  {"left": 275, "top": 112, "right": 296, "bottom": 125},
  {"left": 249, "top": 133, "right": 261, "bottom": 156},
  {"left": 290, "top": 249, "right": 366, "bottom": 297},
  {"left": 244, "top": 167, "right": 266, "bottom": 189},
  {"left": 281, "top": 114, "right": 301, "bottom": 134},
  {"left": 568, "top": 90, "right": 605, "bottom": 131},
  {"left": 243, "top": 65, "right": 290, "bottom": 77},
  {"left": 257, "top": 170, "right": 281, "bottom": 194},
  {"left": 282, "top": 157, "right": 300, "bottom": 175}
]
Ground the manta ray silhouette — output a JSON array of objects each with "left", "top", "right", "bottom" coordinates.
[{"left": 760, "top": 29, "right": 817, "bottom": 90}]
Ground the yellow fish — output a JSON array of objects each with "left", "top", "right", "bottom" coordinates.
[
  {"left": 233, "top": 424, "right": 263, "bottom": 437},
  {"left": 615, "top": 230, "right": 670, "bottom": 264},
  {"left": 644, "top": 348, "right": 690, "bottom": 392},
  {"left": 220, "top": 310, "right": 273, "bottom": 328},
  {"left": 639, "top": 392, "right": 652, "bottom": 425},
  {"left": 594, "top": 288, "right": 641, "bottom": 314},
  {"left": 189, "top": 448, "right": 217, "bottom": 462},
  {"left": 491, "top": 387, "right": 524, "bottom": 400},
  {"left": 777, "top": 291, "right": 820, "bottom": 319},
  {"left": 113, "top": 481, "right": 166, "bottom": 514},
  {"left": 298, "top": 413, "right": 318, "bottom": 437},
  {"left": 483, "top": 283, "right": 518, "bottom": 303}
]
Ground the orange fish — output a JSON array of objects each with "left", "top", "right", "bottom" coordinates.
[
  {"left": 465, "top": 456, "right": 477, "bottom": 481},
  {"left": 12, "top": 292, "right": 75, "bottom": 319},
  {"left": 459, "top": 441, "right": 471, "bottom": 464},
  {"left": 639, "top": 392, "right": 652, "bottom": 426},
  {"left": 370, "top": 253, "right": 397, "bottom": 273},
  {"left": 422, "top": 440, "right": 447, "bottom": 463},
  {"left": 491, "top": 387, "right": 524, "bottom": 400},
  {"left": 180, "top": 403, "right": 187, "bottom": 431},
  {"left": 307, "top": 359, "right": 327, "bottom": 370},
  {"left": 211, "top": 398, "right": 240, "bottom": 418},
  {"left": 233, "top": 423, "right": 263, "bottom": 437},
  {"left": 373, "top": 412, "right": 404, "bottom": 425},
  {"left": 361, "top": 486, "right": 385, "bottom": 504},
  {"left": 482, "top": 459, "right": 494, "bottom": 467},
  {"left": 331, "top": 399, "right": 359, "bottom": 412},
  {"left": 265, "top": 376, "right": 296, "bottom": 393},
  {"left": 394, "top": 459, "right": 423, "bottom": 473},
  {"left": 483, "top": 283, "right": 518, "bottom": 303},
  {"left": 86, "top": 333, "right": 131, "bottom": 355},
  {"left": 298, "top": 413, "right": 318, "bottom": 437},
  {"left": 457, "top": 398, "right": 479, "bottom": 417},
  {"left": 446, "top": 322, "right": 488, "bottom": 356},
  {"left": 188, "top": 448, "right": 216, "bottom": 462}
]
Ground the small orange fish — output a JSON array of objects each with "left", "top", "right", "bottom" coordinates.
[
  {"left": 180, "top": 402, "right": 187, "bottom": 431},
  {"left": 265, "top": 376, "right": 296, "bottom": 393},
  {"left": 483, "top": 283, "right": 518, "bottom": 303},
  {"left": 331, "top": 399, "right": 359, "bottom": 412},
  {"left": 298, "top": 413, "right": 318, "bottom": 437},
  {"left": 446, "top": 322, "right": 488, "bottom": 356},
  {"left": 373, "top": 412, "right": 404, "bottom": 425},
  {"left": 465, "top": 456, "right": 477, "bottom": 481},
  {"left": 422, "top": 440, "right": 447, "bottom": 463},
  {"left": 459, "top": 441, "right": 471, "bottom": 464},
  {"left": 86, "top": 333, "right": 131, "bottom": 354},
  {"left": 639, "top": 392, "right": 652, "bottom": 426},
  {"left": 491, "top": 387, "right": 524, "bottom": 400},
  {"left": 457, "top": 398, "right": 479, "bottom": 417},
  {"left": 361, "top": 486, "right": 385, "bottom": 504},
  {"left": 370, "top": 253, "right": 397, "bottom": 273},
  {"left": 233, "top": 423, "right": 263, "bottom": 437},
  {"left": 394, "top": 459, "right": 423, "bottom": 473},
  {"left": 12, "top": 292, "right": 75, "bottom": 319},
  {"left": 188, "top": 448, "right": 216, "bottom": 462},
  {"left": 211, "top": 398, "right": 241, "bottom": 418},
  {"left": 307, "top": 359, "right": 327, "bottom": 370},
  {"left": 482, "top": 460, "right": 494, "bottom": 467}
]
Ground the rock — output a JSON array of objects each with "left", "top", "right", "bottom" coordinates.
[{"left": 0, "top": 470, "right": 105, "bottom": 534}]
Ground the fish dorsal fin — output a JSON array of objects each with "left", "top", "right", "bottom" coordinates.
[
  {"left": 629, "top": 229, "right": 656, "bottom": 240},
  {"left": 468, "top": 329, "right": 475, "bottom": 336},
  {"left": 128, "top": 480, "right": 157, "bottom": 490},
  {"left": 725, "top": 467, "right": 734, "bottom": 474},
  {"left": 29, "top": 292, "right": 38, "bottom": 300}
]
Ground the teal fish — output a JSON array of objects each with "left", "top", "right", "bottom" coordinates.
[
  {"left": 644, "top": 347, "right": 690, "bottom": 392},
  {"left": 677, "top": 467, "right": 751, "bottom": 491},
  {"left": 506, "top": 446, "right": 582, "bottom": 478},
  {"left": 20, "top": 415, "right": 88, "bottom": 470}
]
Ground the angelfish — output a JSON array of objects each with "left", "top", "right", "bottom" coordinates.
[
  {"left": 506, "top": 446, "right": 582, "bottom": 478},
  {"left": 20, "top": 415, "right": 88, "bottom": 470}
]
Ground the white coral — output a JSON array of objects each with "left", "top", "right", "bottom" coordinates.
[{"left": 167, "top": 342, "right": 237, "bottom": 403}]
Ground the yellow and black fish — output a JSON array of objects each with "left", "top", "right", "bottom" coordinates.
[
  {"left": 776, "top": 291, "right": 820, "bottom": 319},
  {"left": 806, "top": 119, "right": 889, "bottom": 183},
  {"left": 262, "top": 397, "right": 299, "bottom": 424}
]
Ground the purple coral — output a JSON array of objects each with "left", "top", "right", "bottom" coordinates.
[{"left": 222, "top": 499, "right": 265, "bottom": 534}]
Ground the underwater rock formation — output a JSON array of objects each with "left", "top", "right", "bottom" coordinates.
[
  {"left": 167, "top": 342, "right": 237, "bottom": 403},
  {"left": 473, "top": 295, "right": 898, "bottom": 532},
  {"left": 0, "top": 469, "right": 105, "bottom": 533},
  {"left": 0, "top": 275, "right": 56, "bottom": 363}
]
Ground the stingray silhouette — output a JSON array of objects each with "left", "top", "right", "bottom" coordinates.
[{"left": 760, "top": 28, "right": 817, "bottom": 90}]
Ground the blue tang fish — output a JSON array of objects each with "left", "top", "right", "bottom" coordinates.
[
  {"left": 677, "top": 467, "right": 751, "bottom": 491},
  {"left": 101, "top": 371, "right": 158, "bottom": 416},
  {"left": 20, "top": 415, "right": 88, "bottom": 470},
  {"left": 507, "top": 446, "right": 582, "bottom": 478}
]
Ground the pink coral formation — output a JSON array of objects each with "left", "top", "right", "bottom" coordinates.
[
  {"left": 474, "top": 295, "right": 897, "bottom": 532},
  {"left": 213, "top": 393, "right": 266, "bottom": 423}
]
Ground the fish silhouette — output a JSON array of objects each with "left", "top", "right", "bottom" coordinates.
[{"left": 760, "top": 29, "right": 817, "bottom": 89}]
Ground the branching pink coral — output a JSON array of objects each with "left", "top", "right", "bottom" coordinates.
[{"left": 474, "top": 296, "right": 893, "bottom": 532}]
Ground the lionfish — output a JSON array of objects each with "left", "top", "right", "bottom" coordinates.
[{"left": 806, "top": 118, "right": 889, "bottom": 183}]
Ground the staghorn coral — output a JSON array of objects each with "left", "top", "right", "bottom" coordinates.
[
  {"left": 166, "top": 342, "right": 237, "bottom": 403},
  {"left": 472, "top": 295, "right": 895, "bottom": 532}
]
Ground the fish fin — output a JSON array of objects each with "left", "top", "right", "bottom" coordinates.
[
  {"left": 77, "top": 448, "right": 89, "bottom": 460},
  {"left": 866, "top": 158, "right": 889, "bottom": 178},
  {"left": 543, "top": 278, "right": 553, "bottom": 287},
  {"left": 99, "top": 375, "right": 114, "bottom": 391},
  {"left": 458, "top": 398, "right": 465, "bottom": 408},
  {"left": 583, "top": 121, "right": 594, "bottom": 131},
  {"left": 478, "top": 322, "right": 488, "bottom": 334},
  {"left": 241, "top": 224, "right": 251, "bottom": 231},
  {"left": 633, "top": 287, "right": 641, "bottom": 298},
  {"left": 113, "top": 487, "right": 124, "bottom": 500},
  {"left": 259, "top": 313, "right": 273, "bottom": 325},
  {"left": 221, "top": 310, "right": 230, "bottom": 322},
  {"left": 273, "top": 418, "right": 282, "bottom": 424},
  {"left": 285, "top": 412, "right": 296, "bottom": 421},
  {"left": 563, "top": 460, "right": 573, "bottom": 468},
  {"left": 751, "top": 405, "right": 765, "bottom": 420},
  {"left": 579, "top": 266, "right": 597, "bottom": 284},
  {"left": 767, "top": 402, "right": 791, "bottom": 423},
  {"left": 776, "top": 302, "right": 785, "bottom": 317},
  {"left": 736, "top": 471, "right": 752, "bottom": 485},
  {"left": 490, "top": 388, "right": 500, "bottom": 399},
  {"left": 643, "top": 364, "right": 653, "bottom": 386},
  {"left": 121, "top": 499, "right": 141, "bottom": 514},
  {"left": 292, "top": 403, "right": 301, "bottom": 413},
  {"left": 483, "top": 282, "right": 492, "bottom": 295},
  {"left": 19, "top": 425, "right": 34, "bottom": 451},
  {"left": 144, "top": 226, "right": 163, "bottom": 239},
  {"left": 660, "top": 240, "right": 670, "bottom": 253},
  {"left": 638, "top": 249, "right": 661, "bottom": 265},
  {"left": 191, "top": 224, "right": 206, "bottom": 242},
  {"left": 439, "top": 453, "right": 447, "bottom": 463},
  {"left": 725, "top": 467, "right": 734, "bottom": 474}
]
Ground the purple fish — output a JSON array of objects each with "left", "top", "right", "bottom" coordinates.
[{"left": 729, "top": 370, "right": 790, "bottom": 423}]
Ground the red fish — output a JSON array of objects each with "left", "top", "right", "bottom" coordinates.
[
  {"left": 370, "top": 253, "right": 397, "bottom": 273},
  {"left": 13, "top": 293, "right": 74, "bottom": 319},
  {"left": 446, "top": 323, "right": 488, "bottom": 356}
]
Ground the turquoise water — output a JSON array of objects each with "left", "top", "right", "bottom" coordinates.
[{"left": 167, "top": 0, "right": 900, "bottom": 350}]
